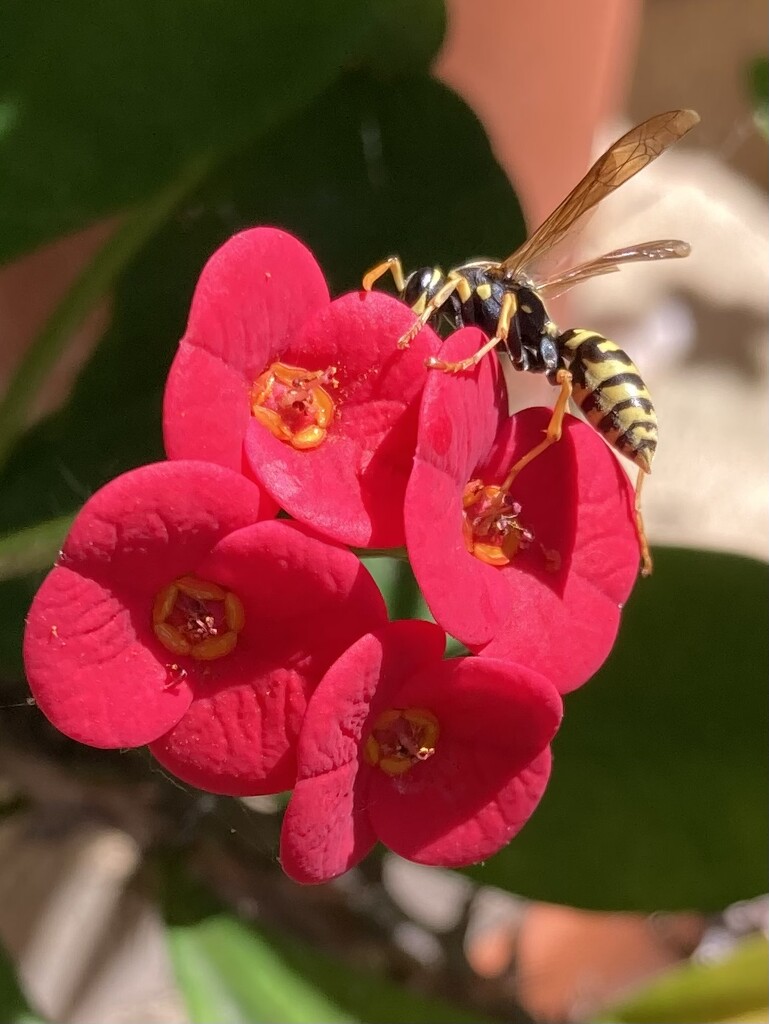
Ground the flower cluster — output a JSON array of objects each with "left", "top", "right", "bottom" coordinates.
[{"left": 24, "top": 228, "right": 640, "bottom": 883}]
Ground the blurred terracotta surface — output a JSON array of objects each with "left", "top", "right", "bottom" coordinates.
[
  {"left": 436, "top": 0, "right": 643, "bottom": 231},
  {"left": 467, "top": 902, "right": 705, "bottom": 1023},
  {"left": 629, "top": 0, "right": 768, "bottom": 190}
]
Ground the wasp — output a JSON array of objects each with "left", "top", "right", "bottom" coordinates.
[{"left": 363, "top": 109, "right": 700, "bottom": 576}]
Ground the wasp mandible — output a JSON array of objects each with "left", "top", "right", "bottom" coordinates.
[{"left": 363, "top": 109, "right": 700, "bottom": 576}]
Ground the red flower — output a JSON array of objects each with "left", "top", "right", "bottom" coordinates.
[
  {"left": 405, "top": 328, "right": 639, "bottom": 693},
  {"left": 23, "top": 461, "right": 387, "bottom": 795},
  {"left": 164, "top": 228, "right": 328, "bottom": 475},
  {"left": 280, "top": 620, "right": 561, "bottom": 884},
  {"left": 164, "top": 227, "right": 441, "bottom": 548}
]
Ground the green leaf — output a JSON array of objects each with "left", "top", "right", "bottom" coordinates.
[
  {"left": 362, "top": 555, "right": 426, "bottom": 621},
  {"left": 169, "top": 916, "right": 354, "bottom": 1024},
  {"left": 261, "top": 929, "right": 494, "bottom": 1024},
  {"left": 747, "top": 56, "right": 769, "bottom": 137},
  {"left": 224, "top": 71, "right": 525, "bottom": 295},
  {"left": 0, "top": 944, "right": 46, "bottom": 1023},
  {"left": 363, "top": 0, "right": 446, "bottom": 74},
  {"left": 0, "top": 515, "right": 71, "bottom": 584},
  {"left": 164, "top": 871, "right": 493, "bottom": 1024},
  {"left": 0, "top": 0, "right": 442, "bottom": 266},
  {"left": 599, "top": 935, "right": 768, "bottom": 1023},
  {"left": 464, "top": 548, "right": 768, "bottom": 911}
]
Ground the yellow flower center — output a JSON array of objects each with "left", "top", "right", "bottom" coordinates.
[
  {"left": 251, "top": 361, "right": 337, "bottom": 450},
  {"left": 364, "top": 708, "right": 439, "bottom": 776},
  {"left": 152, "top": 575, "right": 245, "bottom": 661},
  {"left": 461, "top": 479, "right": 533, "bottom": 566}
]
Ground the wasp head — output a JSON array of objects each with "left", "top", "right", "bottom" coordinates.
[{"left": 402, "top": 266, "right": 445, "bottom": 307}]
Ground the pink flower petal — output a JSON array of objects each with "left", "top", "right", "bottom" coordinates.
[
  {"left": 164, "top": 226, "right": 329, "bottom": 470},
  {"left": 164, "top": 344, "right": 252, "bottom": 473},
  {"left": 24, "top": 461, "right": 267, "bottom": 747},
  {"left": 280, "top": 757, "right": 378, "bottom": 884},
  {"left": 150, "top": 521, "right": 389, "bottom": 795},
  {"left": 378, "top": 748, "right": 553, "bottom": 869},
  {"left": 367, "top": 658, "right": 560, "bottom": 865},
  {"left": 150, "top": 660, "right": 311, "bottom": 796},
  {"left": 476, "top": 411, "right": 637, "bottom": 690},
  {"left": 24, "top": 567, "right": 193, "bottom": 747},
  {"left": 245, "top": 292, "right": 442, "bottom": 547},
  {"left": 60, "top": 460, "right": 266, "bottom": 595},
  {"left": 408, "top": 326, "right": 506, "bottom": 484},
  {"left": 280, "top": 620, "right": 446, "bottom": 883}
]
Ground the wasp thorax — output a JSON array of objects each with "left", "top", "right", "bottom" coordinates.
[{"left": 462, "top": 479, "right": 534, "bottom": 567}]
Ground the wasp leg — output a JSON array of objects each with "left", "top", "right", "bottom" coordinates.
[
  {"left": 500, "top": 369, "right": 573, "bottom": 489},
  {"left": 362, "top": 256, "right": 406, "bottom": 293},
  {"left": 426, "top": 333, "right": 500, "bottom": 372},
  {"left": 397, "top": 272, "right": 469, "bottom": 349},
  {"left": 427, "top": 291, "right": 517, "bottom": 373},
  {"left": 635, "top": 469, "right": 653, "bottom": 577}
]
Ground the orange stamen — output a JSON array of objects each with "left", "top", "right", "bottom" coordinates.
[
  {"left": 461, "top": 479, "right": 534, "bottom": 567},
  {"left": 152, "top": 575, "right": 245, "bottom": 661},
  {"left": 251, "top": 361, "right": 337, "bottom": 451},
  {"left": 364, "top": 707, "right": 439, "bottom": 777}
]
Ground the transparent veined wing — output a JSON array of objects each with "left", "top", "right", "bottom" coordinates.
[
  {"left": 499, "top": 109, "right": 699, "bottom": 282},
  {"left": 536, "top": 239, "right": 691, "bottom": 300}
]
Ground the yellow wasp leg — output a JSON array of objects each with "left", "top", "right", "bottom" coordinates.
[
  {"left": 362, "top": 256, "right": 406, "bottom": 293},
  {"left": 495, "top": 288, "right": 516, "bottom": 342},
  {"left": 397, "top": 272, "right": 468, "bottom": 349},
  {"left": 635, "top": 469, "right": 653, "bottom": 577},
  {"left": 426, "top": 333, "right": 499, "bottom": 373},
  {"left": 500, "top": 368, "right": 573, "bottom": 489},
  {"left": 427, "top": 291, "right": 517, "bottom": 373}
]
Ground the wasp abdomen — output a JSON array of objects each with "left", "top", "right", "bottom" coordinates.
[{"left": 560, "top": 328, "right": 658, "bottom": 473}]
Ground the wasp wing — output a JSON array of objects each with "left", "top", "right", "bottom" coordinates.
[
  {"left": 499, "top": 110, "right": 699, "bottom": 280},
  {"left": 536, "top": 239, "right": 691, "bottom": 299}
]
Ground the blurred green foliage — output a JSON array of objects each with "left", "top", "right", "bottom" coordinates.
[
  {"left": 600, "top": 935, "right": 768, "bottom": 1023},
  {"left": 164, "top": 867, "right": 491, "bottom": 1024},
  {"left": 747, "top": 56, "right": 769, "bottom": 137},
  {"left": 0, "top": 944, "right": 44, "bottom": 1023},
  {"left": 465, "top": 548, "right": 768, "bottom": 912},
  {"left": 0, "top": 0, "right": 430, "bottom": 264}
]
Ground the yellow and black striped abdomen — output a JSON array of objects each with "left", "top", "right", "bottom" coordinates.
[{"left": 560, "top": 329, "right": 657, "bottom": 473}]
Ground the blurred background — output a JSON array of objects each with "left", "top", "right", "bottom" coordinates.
[{"left": 0, "top": 1, "right": 766, "bottom": 1021}]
